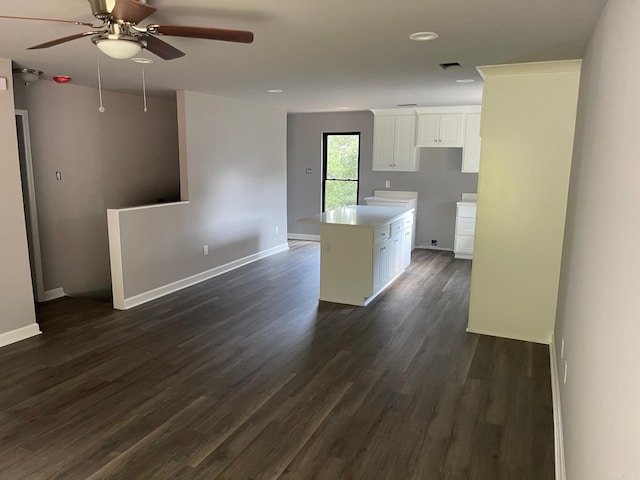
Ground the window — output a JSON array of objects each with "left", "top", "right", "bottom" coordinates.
[{"left": 323, "top": 133, "right": 360, "bottom": 212}]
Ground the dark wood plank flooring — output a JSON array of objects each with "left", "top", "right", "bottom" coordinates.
[{"left": 0, "top": 242, "right": 554, "bottom": 479}]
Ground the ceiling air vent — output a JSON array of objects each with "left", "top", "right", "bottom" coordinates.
[{"left": 439, "top": 62, "right": 462, "bottom": 70}]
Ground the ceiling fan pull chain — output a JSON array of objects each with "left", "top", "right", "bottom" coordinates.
[
  {"left": 96, "top": 49, "right": 105, "bottom": 113},
  {"left": 142, "top": 65, "right": 148, "bottom": 113}
]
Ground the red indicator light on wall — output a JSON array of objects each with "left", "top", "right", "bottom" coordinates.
[{"left": 53, "top": 76, "right": 72, "bottom": 84}]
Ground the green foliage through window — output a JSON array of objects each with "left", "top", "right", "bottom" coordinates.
[{"left": 323, "top": 134, "right": 359, "bottom": 211}]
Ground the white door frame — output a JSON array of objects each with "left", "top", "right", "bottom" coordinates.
[{"left": 15, "top": 109, "right": 45, "bottom": 302}]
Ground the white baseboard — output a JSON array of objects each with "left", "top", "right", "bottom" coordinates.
[
  {"left": 43, "top": 287, "right": 66, "bottom": 302},
  {"left": 117, "top": 243, "right": 290, "bottom": 310},
  {"left": 549, "top": 336, "right": 566, "bottom": 480},
  {"left": 287, "top": 233, "right": 320, "bottom": 242},
  {"left": 0, "top": 323, "right": 42, "bottom": 348},
  {"left": 465, "top": 327, "right": 551, "bottom": 345},
  {"left": 415, "top": 245, "right": 453, "bottom": 252}
]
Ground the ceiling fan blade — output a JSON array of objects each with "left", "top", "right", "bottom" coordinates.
[
  {"left": 28, "top": 31, "right": 104, "bottom": 50},
  {"left": 111, "top": 0, "right": 157, "bottom": 24},
  {"left": 144, "top": 35, "right": 185, "bottom": 60},
  {"left": 0, "top": 15, "right": 98, "bottom": 27},
  {"left": 155, "top": 25, "right": 254, "bottom": 44}
]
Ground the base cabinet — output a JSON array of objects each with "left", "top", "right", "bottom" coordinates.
[
  {"left": 454, "top": 202, "right": 477, "bottom": 259},
  {"left": 373, "top": 240, "right": 390, "bottom": 294},
  {"left": 318, "top": 211, "right": 414, "bottom": 306},
  {"left": 402, "top": 227, "right": 412, "bottom": 268}
]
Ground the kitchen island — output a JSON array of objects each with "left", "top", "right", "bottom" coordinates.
[{"left": 298, "top": 205, "right": 414, "bottom": 306}]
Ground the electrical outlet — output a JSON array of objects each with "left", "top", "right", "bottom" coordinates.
[
  {"left": 563, "top": 361, "right": 568, "bottom": 384},
  {"left": 306, "top": 168, "right": 312, "bottom": 174},
  {"left": 55, "top": 171, "right": 62, "bottom": 181},
  {"left": 431, "top": 239, "right": 438, "bottom": 246},
  {"left": 385, "top": 180, "right": 391, "bottom": 188},
  {"left": 275, "top": 225, "right": 279, "bottom": 234},
  {"left": 561, "top": 338, "right": 565, "bottom": 358},
  {"left": 203, "top": 245, "right": 208, "bottom": 255}
]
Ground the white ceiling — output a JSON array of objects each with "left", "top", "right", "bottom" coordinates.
[{"left": 0, "top": 0, "right": 608, "bottom": 113}]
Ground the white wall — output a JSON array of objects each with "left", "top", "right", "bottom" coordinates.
[
  {"left": 0, "top": 58, "right": 38, "bottom": 345},
  {"left": 554, "top": 1, "right": 640, "bottom": 478},
  {"left": 468, "top": 61, "right": 581, "bottom": 344},
  {"left": 109, "top": 91, "right": 288, "bottom": 306}
]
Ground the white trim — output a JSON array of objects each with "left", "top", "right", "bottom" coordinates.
[
  {"left": 110, "top": 200, "right": 189, "bottom": 213},
  {"left": 15, "top": 110, "right": 45, "bottom": 302},
  {"left": 465, "top": 327, "right": 551, "bottom": 345},
  {"left": 43, "top": 287, "right": 66, "bottom": 302},
  {"left": 107, "top": 210, "right": 125, "bottom": 309},
  {"left": 117, "top": 243, "right": 290, "bottom": 310},
  {"left": 288, "top": 233, "right": 320, "bottom": 242},
  {"left": 0, "top": 323, "right": 41, "bottom": 348},
  {"left": 415, "top": 245, "right": 453, "bottom": 252},
  {"left": 549, "top": 336, "right": 566, "bottom": 480}
]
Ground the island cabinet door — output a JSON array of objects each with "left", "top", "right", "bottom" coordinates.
[
  {"left": 402, "top": 227, "right": 412, "bottom": 268},
  {"left": 372, "top": 240, "right": 390, "bottom": 294},
  {"left": 389, "top": 220, "right": 404, "bottom": 277}
]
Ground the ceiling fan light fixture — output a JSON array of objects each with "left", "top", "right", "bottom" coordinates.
[
  {"left": 409, "top": 31, "right": 439, "bottom": 42},
  {"left": 95, "top": 37, "right": 143, "bottom": 59},
  {"left": 131, "top": 57, "right": 154, "bottom": 64}
]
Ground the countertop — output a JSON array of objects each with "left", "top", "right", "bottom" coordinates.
[
  {"left": 457, "top": 193, "right": 478, "bottom": 205},
  {"left": 298, "top": 205, "right": 413, "bottom": 228}
]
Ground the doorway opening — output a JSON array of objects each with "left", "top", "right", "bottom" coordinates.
[{"left": 15, "top": 109, "right": 45, "bottom": 302}]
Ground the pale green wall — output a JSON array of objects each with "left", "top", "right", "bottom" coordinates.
[{"left": 468, "top": 61, "right": 581, "bottom": 343}]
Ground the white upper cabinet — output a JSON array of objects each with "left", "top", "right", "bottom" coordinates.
[
  {"left": 462, "top": 113, "right": 481, "bottom": 173},
  {"left": 371, "top": 106, "right": 481, "bottom": 173},
  {"left": 416, "top": 112, "right": 464, "bottom": 147},
  {"left": 393, "top": 115, "right": 419, "bottom": 170},
  {"left": 371, "top": 111, "right": 419, "bottom": 171},
  {"left": 373, "top": 115, "right": 396, "bottom": 169}
]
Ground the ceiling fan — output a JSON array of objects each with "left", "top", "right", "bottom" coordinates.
[{"left": 0, "top": 0, "right": 254, "bottom": 60}]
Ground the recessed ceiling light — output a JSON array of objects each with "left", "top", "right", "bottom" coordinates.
[
  {"left": 409, "top": 32, "right": 439, "bottom": 42},
  {"left": 131, "top": 57, "right": 154, "bottom": 64},
  {"left": 336, "top": 106, "right": 349, "bottom": 110},
  {"left": 456, "top": 78, "right": 476, "bottom": 83},
  {"left": 267, "top": 89, "right": 283, "bottom": 93}
]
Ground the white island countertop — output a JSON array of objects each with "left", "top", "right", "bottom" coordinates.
[{"left": 298, "top": 205, "right": 413, "bottom": 228}]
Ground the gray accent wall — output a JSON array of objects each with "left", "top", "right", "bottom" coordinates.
[
  {"left": 0, "top": 58, "right": 37, "bottom": 334},
  {"left": 287, "top": 111, "right": 478, "bottom": 249},
  {"left": 15, "top": 80, "right": 180, "bottom": 299}
]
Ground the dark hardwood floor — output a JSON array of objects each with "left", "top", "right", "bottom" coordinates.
[{"left": 0, "top": 242, "right": 554, "bottom": 479}]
